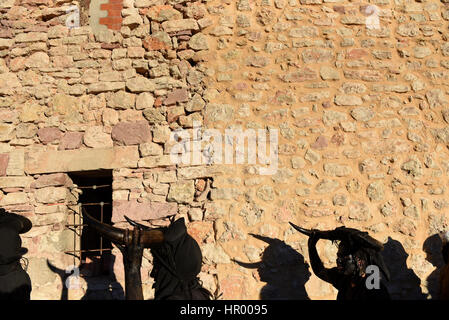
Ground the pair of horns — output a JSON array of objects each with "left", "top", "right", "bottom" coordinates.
[
  {"left": 81, "top": 207, "right": 163, "bottom": 248},
  {"left": 289, "top": 222, "right": 384, "bottom": 251}
]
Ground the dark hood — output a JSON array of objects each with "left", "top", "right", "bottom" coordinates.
[{"left": 150, "top": 218, "right": 203, "bottom": 299}]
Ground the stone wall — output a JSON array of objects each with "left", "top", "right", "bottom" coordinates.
[{"left": 1, "top": 0, "right": 449, "bottom": 300}]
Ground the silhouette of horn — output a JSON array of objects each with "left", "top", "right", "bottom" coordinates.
[
  {"left": 124, "top": 215, "right": 150, "bottom": 230},
  {"left": 289, "top": 222, "right": 315, "bottom": 236},
  {"left": 81, "top": 206, "right": 128, "bottom": 245},
  {"left": 232, "top": 258, "right": 261, "bottom": 269}
]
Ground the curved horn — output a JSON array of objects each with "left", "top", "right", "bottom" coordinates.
[
  {"left": 81, "top": 206, "right": 128, "bottom": 245},
  {"left": 289, "top": 222, "right": 315, "bottom": 236},
  {"left": 289, "top": 222, "right": 341, "bottom": 241},
  {"left": 124, "top": 215, "right": 150, "bottom": 230},
  {"left": 232, "top": 258, "right": 261, "bottom": 269},
  {"left": 140, "top": 229, "right": 164, "bottom": 248}
]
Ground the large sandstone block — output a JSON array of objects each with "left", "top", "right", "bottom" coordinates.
[
  {"left": 0, "top": 192, "right": 28, "bottom": 206},
  {"left": 25, "top": 146, "right": 139, "bottom": 174},
  {"left": 111, "top": 200, "right": 177, "bottom": 223},
  {"left": 111, "top": 121, "right": 152, "bottom": 145}
]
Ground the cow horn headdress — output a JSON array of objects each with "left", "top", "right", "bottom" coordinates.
[
  {"left": 81, "top": 207, "right": 163, "bottom": 247},
  {"left": 289, "top": 222, "right": 390, "bottom": 281}
]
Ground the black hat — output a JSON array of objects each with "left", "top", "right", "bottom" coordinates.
[
  {"left": 0, "top": 208, "right": 31, "bottom": 265},
  {"left": 0, "top": 208, "right": 32, "bottom": 234}
]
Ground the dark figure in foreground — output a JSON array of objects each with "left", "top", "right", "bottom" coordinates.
[
  {"left": 233, "top": 234, "right": 311, "bottom": 300},
  {"left": 147, "top": 217, "right": 213, "bottom": 300},
  {"left": 83, "top": 206, "right": 211, "bottom": 300},
  {"left": 290, "top": 223, "right": 390, "bottom": 300},
  {"left": 82, "top": 207, "right": 164, "bottom": 300},
  {"left": 0, "top": 208, "right": 32, "bottom": 300}
]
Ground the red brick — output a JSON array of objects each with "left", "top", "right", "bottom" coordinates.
[
  {"left": 107, "top": 9, "right": 123, "bottom": 17},
  {"left": 100, "top": 3, "right": 123, "bottom": 10},
  {"left": 99, "top": 17, "right": 123, "bottom": 24}
]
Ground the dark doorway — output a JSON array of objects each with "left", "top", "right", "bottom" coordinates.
[{"left": 68, "top": 170, "right": 113, "bottom": 277}]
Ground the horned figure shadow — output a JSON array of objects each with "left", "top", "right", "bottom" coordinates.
[
  {"left": 423, "top": 234, "right": 446, "bottom": 299},
  {"left": 47, "top": 254, "right": 125, "bottom": 300},
  {"left": 81, "top": 208, "right": 212, "bottom": 300},
  {"left": 234, "top": 234, "right": 311, "bottom": 300},
  {"left": 381, "top": 237, "right": 426, "bottom": 300}
]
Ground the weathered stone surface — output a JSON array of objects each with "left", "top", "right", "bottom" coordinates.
[
  {"left": 324, "top": 163, "right": 352, "bottom": 177},
  {"left": 202, "top": 243, "right": 231, "bottom": 264},
  {"left": 323, "top": 110, "right": 347, "bottom": 126},
  {"left": 334, "top": 95, "right": 363, "bottom": 106},
  {"left": 0, "top": 124, "right": 14, "bottom": 142},
  {"left": 315, "top": 179, "right": 339, "bottom": 194},
  {"left": 349, "top": 201, "right": 372, "bottom": 221},
  {"left": 320, "top": 66, "right": 340, "bottom": 80},
  {"left": 107, "top": 91, "right": 136, "bottom": 110},
  {"left": 163, "top": 88, "right": 189, "bottom": 105},
  {"left": 279, "top": 67, "right": 317, "bottom": 82},
  {"left": 367, "top": 181, "right": 384, "bottom": 201},
  {"left": 205, "top": 104, "right": 234, "bottom": 122},
  {"left": 25, "top": 52, "right": 50, "bottom": 69},
  {"left": 0, "top": 73, "right": 21, "bottom": 95},
  {"left": 139, "top": 142, "right": 163, "bottom": 157},
  {"left": 25, "top": 147, "right": 139, "bottom": 174},
  {"left": 188, "top": 33, "right": 208, "bottom": 50},
  {"left": 311, "top": 136, "right": 328, "bottom": 150},
  {"left": 126, "top": 76, "right": 156, "bottom": 93},
  {"left": 0, "top": 192, "right": 28, "bottom": 206},
  {"left": 112, "top": 200, "right": 177, "bottom": 223},
  {"left": 32, "top": 173, "right": 70, "bottom": 189},
  {"left": 87, "top": 82, "right": 125, "bottom": 94},
  {"left": 84, "top": 126, "right": 113, "bottom": 148},
  {"left": 256, "top": 185, "right": 275, "bottom": 201},
  {"left": 351, "top": 107, "right": 375, "bottom": 122},
  {"left": 161, "top": 19, "right": 199, "bottom": 33},
  {"left": 37, "top": 128, "right": 63, "bottom": 144},
  {"left": 34, "top": 187, "right": 67, "bottom": 204},
  {"left": 6, "top": 150, "right": 24, "bottom": 176},
  {"left": 58, "top": 132, "right": 84, "bottom": 150},
  {"left": 0, "top": 176, "right": 33, "bottom": 188},
  {"left": 111, "top": 121, "right": 152, "bottom": 146},
  {"left": 167, "top": 180, "right": 195, "bottom": 203},
  {"left": 138, "top": 155, "right": 172, "bottom": 168},
  {"left": 136, "top": 93, "right": 155, "bottom": 110}
]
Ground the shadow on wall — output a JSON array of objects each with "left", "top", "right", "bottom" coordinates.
[
  {"left": 235, "top": 234, "right": 311, "bottom": 300},
  {"left": 423, "top": 234, "right": 446, "bottom": 299},
  {"left": 381, "top": 237, "right": 426, "bottom": 300},
  {"left": 47, "top": 253, "right": 124, "bottom": 300}
]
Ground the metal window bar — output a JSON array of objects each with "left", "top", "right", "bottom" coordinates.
[{"left": 64, "top": 184, "right": 112, "bottom": 266}]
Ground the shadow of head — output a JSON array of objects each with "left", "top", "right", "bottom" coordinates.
[
  {"left": 423, "top": 234, "right": 445, "bottom": 268},
  {"left": 234, "top": 234, "right": 311, "bottom": 299}
]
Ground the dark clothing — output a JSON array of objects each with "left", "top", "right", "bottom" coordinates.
[
  {"left": 0, "top": 261, "right": 31, "bottom": 300},
  {"left": 308, "top": 237, "right": 390, "bottom": 300},
  {"left": 150, "top": 218, "right": 212, "bottom": 300},
  {"left": 323, "top": 267, "right": 390, "bottom": 300},
  {"left": 0, "top": 210, "right": 32, "bottom": 300}
]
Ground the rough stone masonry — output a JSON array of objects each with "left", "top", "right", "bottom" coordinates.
[{"left": 1, "top": 0, "right": 449, "bottom": 300}]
